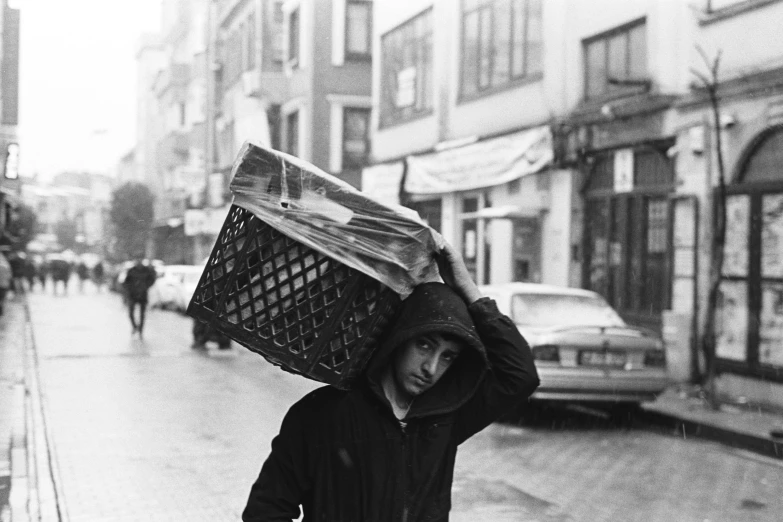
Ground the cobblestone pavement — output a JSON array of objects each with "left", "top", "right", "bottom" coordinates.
[{"left": 27, "top": 287, "right": 783, "bottom": 521}]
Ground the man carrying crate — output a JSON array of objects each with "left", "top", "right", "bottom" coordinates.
[{"left": 242, "top": 240, "right": 540, "bottom": 522}]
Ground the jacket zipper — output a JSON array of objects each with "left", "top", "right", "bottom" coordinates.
[{"left": 399, "top": 420, "right": 409, "bottom": 522}]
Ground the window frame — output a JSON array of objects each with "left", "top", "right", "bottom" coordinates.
[
  {"left": 582, "top": 18, "right": 649, "bottom": 102},
  {"left": 459, "top": 0, "right": 544, "bottom": 102},
  {"left": 288, "top": 7, "right": 301, "bottom": 68},
  {"left": 286, "top": 110, "right": 299, "bottom": 157},
  {"left": 345, "top": 0, "right": 373, "bottom": 61},
  {"left": 341, "top": 106, "right": 372, "bottom": 170},
  {"left": 379, "top": 7, "right": 434, "bottom": 129}
]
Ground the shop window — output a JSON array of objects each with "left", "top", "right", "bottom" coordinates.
[
  {"left": 342, "top": 107, "right": 371, "bottom": 170},
  {"left": 288, "top": 7, "right": 300, "bottom": 68},
  {"left": 346, "top": 0, "right": 372, "bottom": 60},
  {"left": 461, "top": 0, "right": 542, "bottom": 98},
  {"left": 408, "top": 199, "right": 442, "bottom": 232},
  {"left": 286, "top": 110, "right": 299, "bottom": 157},
  {"left": 267, "top": 104, "right": 282, "bottom": 151},
  {"left": 583, "top": 19, "right": 648, "bottom": 101},
  {"left": 379, "top": 8, "right": 433, "bottom": 128}
]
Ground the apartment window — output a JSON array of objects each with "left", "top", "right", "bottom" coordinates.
[
  {"left": 461, "top": 0, "right": 543, "bottom": 98},
  {"left": 346, "top": 0, "right": 372, "bottom": 60},
  {"left": 223, "top": 29, "right": 243, "bottom": 86},
  {"left": 288, "top": 7, "right": 300, "bottom": 67},
  {"left": 245, "top": 13, "right": 256, "bottom": 70},
  {"left": 380, "top": 8, "right": 433, "bottom": 128},
  {"left": 286, "top": 110, "right": 299, "bottom": 157},
  {"left": 342, "top": 107, "right": 371, "bottom": 170},
  {"left": 268, "top": 104, "right": 282, "bottom": 151},
  {"left": 272, "top": 1, "right": 284, "bottom": 63},
  {"left": 584, "top": 19, "right": 648, "bottom": 100}
]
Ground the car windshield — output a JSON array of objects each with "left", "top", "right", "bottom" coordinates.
[{"left": 511, "top": 293, "right": 626, "bottom": 328}]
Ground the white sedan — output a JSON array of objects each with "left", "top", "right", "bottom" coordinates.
[{"left": 480, "top": 282, "right": 669, "bottom": 405}]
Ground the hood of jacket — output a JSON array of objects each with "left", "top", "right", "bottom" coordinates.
[{"left": 365, "top": 282, "right": 489, "bottom": 419}]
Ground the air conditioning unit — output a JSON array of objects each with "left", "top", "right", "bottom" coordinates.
[{"left": 242, "top": 71, "right": 261, "bottom": 98}]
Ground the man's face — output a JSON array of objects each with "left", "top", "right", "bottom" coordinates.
[{"left": 392, "top": 333, "right": 464, "bottom": 399}]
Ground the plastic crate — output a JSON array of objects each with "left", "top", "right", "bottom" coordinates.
[{"left": 187, "top": 204, "right": 401, "bottom": 389}]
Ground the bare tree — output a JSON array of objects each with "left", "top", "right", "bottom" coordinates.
[{"left": 690, "top": 47, "right": 726, "bottom": 409}]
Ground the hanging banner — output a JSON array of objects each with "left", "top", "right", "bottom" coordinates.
[
  {"left": 404, "top": 125, "right": 553, "bottom": 195},
  {"left": 361, "top": 161, "right": 404, "bottom": 207}
]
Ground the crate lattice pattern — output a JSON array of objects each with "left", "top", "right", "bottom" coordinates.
[{"left": 188, "top": 205, "right": 400, "bottom": 387}]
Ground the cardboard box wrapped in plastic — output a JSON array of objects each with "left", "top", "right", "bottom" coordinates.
[{"left": 187, "top": 142, "right": 444, "bottom": 389}]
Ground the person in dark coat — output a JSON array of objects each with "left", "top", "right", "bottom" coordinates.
[
  {"left": 242, "top": 241, "right": 540, "bottom": 522},
  {"left": 122, "top": 259, "right": 157, "bottom": 338},
  {"left": 92, "top": 261, "right": 105, "bottom": 291}
]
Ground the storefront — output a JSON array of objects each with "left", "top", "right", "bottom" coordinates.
[
  {"left": 363, "top": 125, "right": 565, "bottom": 287},
  {"left": 581, "top": 140, "right": 676, "bottom": 333},
  {"left": 717, "top": 125, "right": 783, "bottom": 381}
]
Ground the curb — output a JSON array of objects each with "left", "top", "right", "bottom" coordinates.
[{"left": 639, "top": 407, "right": 783, "bottom": 461}]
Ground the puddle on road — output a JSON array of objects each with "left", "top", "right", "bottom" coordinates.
[{"left": 451, "top": 475, "right": 570, "bottom": 522}]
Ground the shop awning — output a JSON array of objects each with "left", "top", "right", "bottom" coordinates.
[
  {"left": 404, "top": 125, "right": 553, "bottom": 195},
  {"left": 459, "top": 205, "right": 542, "bottom": 220}
]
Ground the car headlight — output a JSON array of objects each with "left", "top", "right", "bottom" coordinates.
[
  {"left": 644, "top": 349, "right": 666, "bottom": 368},
  {"left": 532, "top": 344, "right": 560, "bottom": 363}
]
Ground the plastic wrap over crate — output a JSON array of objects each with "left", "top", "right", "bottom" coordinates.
[{"left": 187, "top": 142, "right": 445, "bottom": 389}]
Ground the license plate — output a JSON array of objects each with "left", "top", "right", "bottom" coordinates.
[{"left": 579, "top": 350, "right": 626, "bottom": 367}]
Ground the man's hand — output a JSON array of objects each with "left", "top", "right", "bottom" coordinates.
[{"left": 434, "top": 241, "right": 483, "bottom": 305}]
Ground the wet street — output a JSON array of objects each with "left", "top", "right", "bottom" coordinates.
[{"left": 26, "top": 284, "right": 783, "bottom": 522}]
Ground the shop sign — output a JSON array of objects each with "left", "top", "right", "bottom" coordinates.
[
  {"left": 613, "top": 149, "right": 633, "bottom": 193},
  {"left": 361, "top": 162, "right": 404, "bottom": 207}
]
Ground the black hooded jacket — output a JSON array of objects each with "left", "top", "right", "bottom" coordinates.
[{"left": 243, "top": 283, "right": 539, "bottom": 522}]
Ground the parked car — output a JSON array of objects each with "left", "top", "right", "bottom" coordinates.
[
  {"left": 145, "top": 264, "right": 205, "bottom": 312},
  {"left": 479, "top": 283, "right": 669, "bottom": 406}
]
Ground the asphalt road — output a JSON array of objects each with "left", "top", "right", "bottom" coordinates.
[{"left": 26, "top": 283, "right": 783, "bottom": 522}]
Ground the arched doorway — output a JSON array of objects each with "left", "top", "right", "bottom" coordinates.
[{"left": 717, "top": 126, "right": 783, "bottom": 380}]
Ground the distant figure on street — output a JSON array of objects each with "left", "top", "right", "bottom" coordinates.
[
  {"left": 23, "top": 257, "right": 37, "bottom": 291},
  {"left": 8, "top": 252, "right": 26, "bottom": 294},
  {"left": 0, "top": 252, "right": 12, "bottom": 316},
  {"left": 92, "top": 261, "right": 105, "bottom": 291},
  {"left": 49, "top": 257, "right": 72, "bottom": 296},
  {"left": 76, "top": 261, "right": 90, "bottom": 292},
  {"left": 122, "top": 259, "right": 157, "bottom": 338},
  {"left": 37, "top": 257, "right": 48, "bottom": 291}
]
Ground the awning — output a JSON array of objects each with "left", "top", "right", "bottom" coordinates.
[
  {"left": 404, "top": 125, "right": 553, "bottom": 195},
  {"left": 459, "top": 205, "right": 542, "bottom": 220}
]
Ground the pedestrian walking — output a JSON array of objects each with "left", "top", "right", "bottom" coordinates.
[
  {"left": 8, "top": 251, "right": 26, "bottom": 294},
  {"left": 0, "top": 252, "right": 12, "bottom": 316},
  {"left": 92, "top": 260, "right": 105, "bottom": 291},
  {"left": 122, "top": 259, "right": 157, "bottom": 338},
  {"left": 76, "top": 260, "right": 90, "bottom": 292},
  {"left": 242, "top": 240, "right": 540, "bottom": 522},
  {"left": 49, "top": 257, "right": 72, "bottom": 296},
  {"left": 37, "top": 257, "right": 48, "bottom": 291}
]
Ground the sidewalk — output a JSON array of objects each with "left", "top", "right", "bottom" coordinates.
[
  {"left": 641, "top": 384, "right": 783, "bottom": 460},
  {"left": 0, "top": 296, "right": 29, "bottom": 522},
  {"left": 0, "top": 295, "right": 61, "bottom": 522}
]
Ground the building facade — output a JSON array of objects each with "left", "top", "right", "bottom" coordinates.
[
  {"left": 365, "top": 0, "right": 783, "bottom": 409},
  {"left": 0, "top": 0, "right": 21, "bottom": 250},
  {"left": 366, "top": 0, "right": 575, "bottom": 289},
  {"left": 280, "top": 0, "right": 373, "bottom": 188}
]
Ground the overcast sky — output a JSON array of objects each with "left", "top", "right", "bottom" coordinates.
[{"left": 18, "top": 0, "right": 161, "bottom": 180}]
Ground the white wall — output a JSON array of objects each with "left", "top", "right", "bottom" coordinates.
[{"left": 695, "top": 1, "right": 783, "bottom": 81}]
